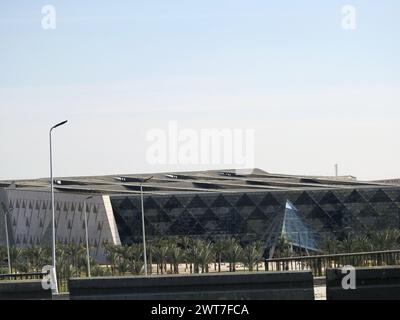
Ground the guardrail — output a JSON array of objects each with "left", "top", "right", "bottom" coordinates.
[
  {"left": 0, "top": 272, "right": 48, "bottom": 281},
  {"left": 265, "top": 250, "right": 400, "bottom": 277}
]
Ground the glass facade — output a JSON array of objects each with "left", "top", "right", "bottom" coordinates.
[
  {"left": 281, "top": 201, "right": 320, "bottom": 252},
  {"left": 110, "top": 186, "right": 400, "bottom": 253}
]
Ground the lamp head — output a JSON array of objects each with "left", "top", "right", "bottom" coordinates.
[{"left": 51, "top": 120, "right": 68, "bottom": 130}]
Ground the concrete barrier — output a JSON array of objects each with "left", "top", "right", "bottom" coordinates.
[
  {"left": 326, "top": 266, "right": 400, "bottom": 300},
  {"left": 69, "top": 271, "right": 314, "bottom": 300},
  {"left": 0, "top": 280, "right": 52, "bottom": 300}
]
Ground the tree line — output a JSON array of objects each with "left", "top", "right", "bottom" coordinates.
[
  {"left": 322, "top": 229, "right": 400, "bottom": 255},
  {"left": 103, "top": 237, "right": 264, "bottom": 276},
  {"left": 0, "top": 243, "right": 97, "bottom": 279},
  {"left": 0, "top": 237, "right": 265, "bottom": 277},
  {"left": 1, "top": 229, "right": 399, "bottom": 277}
]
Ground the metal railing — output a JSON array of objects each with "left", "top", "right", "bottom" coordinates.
[
  {"left": 265, "top": 250, "right": 400, "bottom": 277},
  {"left": 0, "top": 272, "right": 48, "bottom": 281}
]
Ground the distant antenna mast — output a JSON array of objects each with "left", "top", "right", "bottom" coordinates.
[{"left": 335, "top": 164, "right": 339, "bottom": 177}]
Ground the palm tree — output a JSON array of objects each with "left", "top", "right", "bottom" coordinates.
[
  {"left": 187, "top": 239, "right": 204, "bottom": 273},
  {"left": 115, "top": 257, "right": 129, "bottom": 275},
  {"left": 152, "top": 239, "right": 169, "bottom": 274},
  {"left": 64, "top": 243, "right": 86, "bottom": 277},
  {"left": 103, "top": 242, "right": 132, "bottom": 276},
  {"left": 76, "top": 249, "right": 90, "bottom": 276},
  {"left": 198, "top": 241, "right": 214, "bottom": 273},
  {"left": 168, "top": 242, "right": 183, "bottom": 274},
  {"left": 29, "top": 245, "right": 50, "bottom": 272},
  {"left": 213, "top": 239, "right": 227, "bottom": 272},
  {"left": 56, "top": 243, "right": 68, "bottom": 288},
  {"left": 328, "top": 233, "right": 370, "bottom": 267},
  {"left": 91, "top": 261, "right": 112, "bottom": 277},
  {"left": 224, "top": 238, "right": 242, "bottom": 272},
  {"left": 338, "top": 234, "right": 368, "bottom": 254},
  {"left": 103, "top": 241, "right": 119, "bottom": 275},
  {"left": 127, "top": 244, "right": 144, "bottom": 275},
  {"left": 369, "top": 229, "right": 400, "bottom": 251},
  {"left": 111, "top": 245, "right": 129, "bottom": 275},
  {"left": 179, "top": 236, "right": 192, "bottom": 273},
  {"left": 242, "top": 242, "right": 263, "bottom": 271},
  {"left": 0, "top": 246, "right": 7, "bottom": 273},
  {"left": 369, "top": 229, "right": 400, "bottom": 265},
  {"left": 10, "top": 247, "right": 25, "bottom": 273},
  {"left": 273, "top": 236, "right": 292, "bottom": 258},
  {"left": 146, "top": 241, "right": 154, "bottom": 275},
  {"left": 323, "top": 235, "right": 341, "bottom": 255},
  {"left": 22, "top": 246, "right": 33, "bottom": 272}
]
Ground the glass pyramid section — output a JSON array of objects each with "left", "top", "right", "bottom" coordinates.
[{"left": 281, "top": 200, "right": 320, "bottom": 252}]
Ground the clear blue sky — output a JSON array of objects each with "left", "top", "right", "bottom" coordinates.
[{"left": 0, "top": 1, "right": 399, "bottom": 180}]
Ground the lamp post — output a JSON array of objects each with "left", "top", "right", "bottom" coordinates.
[
  {"left": 83, "top": 196, "right": 93, "bottom": 278},
  {"left": 49, "top": 120, "right": 68, "bottom": 294},
  {"left": 140, "top": 176, "right": 153, "bottom": 276},
  {"left": 1, "top": 202, "right": 12, "bottom": 274}
]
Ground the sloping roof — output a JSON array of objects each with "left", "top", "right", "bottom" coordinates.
[
  {"left": 371, "top": 178, "right": 400, "bottom": 185},
  {"left": 0, "top": 168, "right": 393, "bottom": 196}
]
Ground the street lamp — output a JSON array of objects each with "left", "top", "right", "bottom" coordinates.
[
  {"left": 1, "top": 202, "right": 13, "bottom": 274},
  {"left": 49, "top": 120, "right": 68, "bottom": 294},
  {"left": 83, "top": 195, "right": 93, "bottom": 278},
  {"left": 140, "top": 176, "right": 153, "bottom": 276}
]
